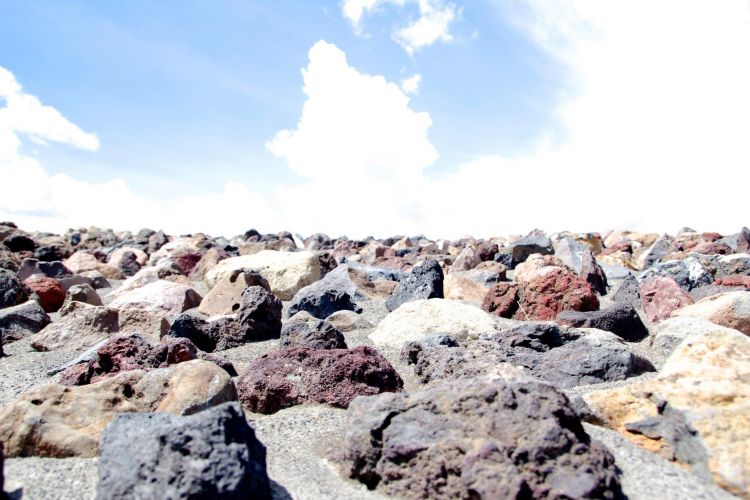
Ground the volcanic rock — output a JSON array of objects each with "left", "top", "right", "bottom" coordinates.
[
  {"left": 557, "top": 301, "right": 648, "bottom": 341},
  {"left": 30, "top": 302, "right": 120, "bottom": 351},
  {"left": 109, "top": 280, "right": 202, "bottom": 317},
  {"left": 518, "top": 267, "right": 599, "bottom": 321},
  {"left": 481, "top": 282, "right": 519, "bottom": 318},
  {"left": 287, "top": 265, "right": 364, "bottom": 319},
  {"left": 280, "top": 317, "right": 346, "bottom": 350},
  {"left": 0, "top": 300, "right": 50, "bottom": 343},
  {"left": 385, "top": 258, "right": 444, "bottom": 311},
  {"left": 23, "top": 274, "right": 65, "bottom": 312},
  {"left": 671, "top": 290, "right": 750, "bottom": 335},
  {"left": 198, "top": 269, "right": 270, "bottom": 316},
  {"left": 0, "top": 269, "right": 29, "bottom": 308},
  {"left": 640, "top": 276, "right": 694, "bottom": 322}
]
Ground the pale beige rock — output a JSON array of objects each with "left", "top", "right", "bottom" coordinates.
[
  {"left": 325, "top": 310, "right": 373, "bottom": 333},
  {"left": 146, "top": 235, "right": 205, "bottom": 266},
  {"left": 0, "top": 360, "right": 236, "bottom": 458},
  {"left": 369, "top": 299, "right": 517, "bottom": 347},
  {"left": 205, "top": 250, "right": 322, "bottom": 300},
  {"left": 109, "top": 280, "right": 202, "bottom": 316},
  {"left": 449, "top": 246, "right": 480, "bottom": 273},
  {"left": 390, "top": 237, "right": 413, "bottom": 251},
  {"left": 598, "top": 251, "right": 636, "bottom": 269},
  {"left": 198, "top": 270, "right": 270, "bottom": 316},
  {"left": 107, "top": 247, "right": 148, "bottom": 268},
  {"left": 671, "top": 291, "right": 750, "bottom": 335},
  {"left": 650, "top": 316, "right": 739, "bottom": 366},
  {"left": 443, "top": 274, "right": 489, "bottom": 304},
  {"left": 30, "top": 302, "right": 119, "bottom": 351},
  {"left": 513, "top": 253, "right": 565, "bottom": 285},
  {"left": 585, "top": 328, "right": 750, "bottom": 497},
  {"left": 64, "top": 251, "right": 123, "bottom": 279},
  {"left": 117, "top": 308, "right": 169, "bottom": 343}
]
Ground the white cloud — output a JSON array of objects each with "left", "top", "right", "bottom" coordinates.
[
  {"left": 341, "top": 0, "right": 457, "bottom": 54},
  {"left": 400, "top": 73, "right": 422, "bottom": 94}
]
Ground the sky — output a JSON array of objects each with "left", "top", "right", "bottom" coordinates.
[{"left": 0, "top": 0, "right": 749, "bottom": 239}]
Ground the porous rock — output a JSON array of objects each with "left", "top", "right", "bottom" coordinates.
[
  {"left": 280, "top": 317, "right": 346, "bottom": 349},
  {"left": 287, "top": 265, "right": 364, "bottom": 319},
  {"left": 640, "top": 276, "right": 694, "bottom": 322},
  {"left": 198, "top": 269, "right": 270, "bottom": 316},
  {"left": 385, "top": 258, "right": 444, "bottom": 311},
  {"left": 0, "top": 300, "right": 50, "bottom": 343},
  {"left": 557, "top": 301, "right": 648, "bottom": 341},
  {"left": 23, "top": 274, "right": 65, "bottom": 312},
  {"left": 0, "top": 269, "right": 29, "bottom": 309},
  {"left": 30, "top": 302, "right": 120, "bottom": 351}
]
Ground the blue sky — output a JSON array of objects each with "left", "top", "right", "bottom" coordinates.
[{"left": 1, "top": 1, "right": 749, "bottom": 238}]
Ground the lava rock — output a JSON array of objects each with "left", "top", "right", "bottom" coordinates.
[
  {"left": 236, "top": 286, "right": 282, "bottom": 340},
  {"left": 0, "top": 269, "right": 29, "bottom": 309},
  {"left": 280, "top": 318, "right": 347, "bottom": 350},
  {"left": 236, "top": 346, "right": 403, "bottom": 414},
  {"left": 557, "top": 301, "right": 648, "bottom": 341},
  {"left": 509, "top": 233, "right": 554, "bottom": 266},
  {"left": 385, "top": 258, "right": 444, "bottom": 311},
  {"left": 63, "top": 283, "right": 102, "bottom": 307},
  {"left": 640, "top": 276, "right": 695, "bottom": 322},
  {"left": 287, "top": 265, "right": 364, "bottom": 319},
  {"left": 3, "top": 233, "right": 36, "bottom": 252},
  {"left": 17, "top": 258, "right": 72, "bottom": 280},
  {"left": 338, "top": 376, "right": 622, "bottom": 499},
  {"left": 638, "top": 257, "right": 713, "bottom": 292},
  {"left": 0, "top": 300, "right": 50, "bottom": 343},
  {"left": 96, "top": 402, "right": 271, "bottom": 499},
  {"left": 199, "top": 269, "right": 270, "bottom": 316},
  {"left": 481, "top": 282, "right": 519, "bottom": 318},
  {"left": 580, "top": 246, "right": 608, "bottom": 295},
  {"left": 518, "top": 268, "right": 600, "bottom": 321},
  {"left": 612, "top": 274, "right": 642, "bottom": 310},
  {"left": 23, "top": 274, "right": 65, "bottom": 312}
]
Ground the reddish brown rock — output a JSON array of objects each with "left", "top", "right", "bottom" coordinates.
[
  {"left": 639, "top": 276, "right": 694, "bottom": 322},
  {"left": 518, "top": 268, "right": 599, "bottom": 321},
  {"left": 481, "top": 282, "right": 519, "bottom": 318},
  {"left": 600, "top": 241, "right": 632, "bottom": 256},
  {"left": 691, "top": 241, "right": 733, "bottom": 255},
  {"left": 23, "top": 274, "right": 65, "bottom": 312},
  {"left": 714, "top": 276, "right": 750, "bottom": 290},
  {"left": 172, "top": 252, "right": 203, "bottom": 275},
  {"left": 236, "top": 346, "right": 403, "bottom": 414}
]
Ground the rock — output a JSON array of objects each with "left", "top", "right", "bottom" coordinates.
[
  {"left": 172, "top": 251, "right": 203, "bottom": 275},
  {"left": 325, "top": 310, "right": 373, "bottom": 332},
  {"left": 370, "top": 299, "right": 511, "bottom": 347},
  {"left": 109, "top": 280, "right": 202, "bottom": 317},
  {"left": 78, "top": 270, "right": 111, "bottom": 289},
  {"left": 449, "top": 245, "right": 480, "bottom": 272},
  {"left": 0, "top": 442, "right": 4, "bottom": 496},
  {"left": 738, "top": 227, "right": 750, "bottom": 253},
  {"left": 0, "top": 360, "right": 237, "bottom": 457},
  {"left": 640, "top": 276, "right": 695, "bottom": 322},
  {"left": 23, "top": 274, "right": 65, "bottom": 312},
  {"left": 460, "top": 261, "right": 507, "bottom": 286},
  {"left": 649, "top": 317, "right": 739, "bottom": 365},
  {"left": 0, "top": 300, "right": 50, "bottom": 343},
  {"left": 481, "top": 282, "right": 519, "bottom": 318},
  {"left": 280, "top": 317, "right": 346, "bottom": 349},
  {"left": 237, "top": 346, "right": 403, "bottom": 414},
  {"left": 612, "top": 274, "right": 642, "bottom": 310},
  {"left": 691, "top": 241, "right": 734, "bottom": 255},
  {"left": 116, "top": 308, "right": 169, "bottom": 343},
  {"left": 17, "top": 258, "right": 72, "bottom": 281},
  {"left": 96, "top": 402, "right": 271, "bottom": 500},
  {"left": 671, "top": 291, "right": 750, "bottom": 335},
  {"left": 557, "top": 301, "right": 648, "bottom": 341},
  {"left": 30, "top": 302, "right": 120, "bottom": 351},
  {"left": 442, "top": 274, "right": 489, "bottom": 303},
  {"left": 637, "top": 235, "right": 674, "bottom": 269},
  {"left": 518, "top": 267, "right": 600, "bottom": 321},
  {"left": 3, "top": 233, "right": 36, "bottom": 252},
  {"left": 0, "top": 269, "right": 29, "bottom": 308},
  {"left": 64, "top": 251, "right": 123, "bottom": 279},
  {"left": 712, "top": 253, "right": 750, "bottom": 278},
  {"left": 338, "top": 376, "right": 622, "bottom": 499},
  {"left": 205, "top": 250, "right": 322, "bottom": 300},
  {"left": 385, "top": 258, "right": 444, "bottom": 311},
  {"left": 287, "top": 265, "right": 364, "bottom": 319},
  {"left": 714, "top": 275, "right": 750, "bottom": 289},
  {"left": 405, "top": 323, "right": 653, "bottom": 388},
  {"left": 584, "top": 328, "right": 750, "bottom": 497},
  {"left": 638, "top": 257, "right": 713, "bottom": 292},
  {"left": 63, "top": 283, "right": 102, "bottom": 307},
  {"left": 509, "top": 233, "right": 554, "bottom": 266},
  {"left": 513, "top": 253, "right": 566, "bottom": 284},
  {"left": 236, "top": 286, "right": 283, "bottom": 340},
  {"left": 580, "top": 247, "right": 608, "bottom": 295},
  {"left": 198, "top": 269, "right": 270, "bottom": 316},
  {"left": 553, "top": 237, "right": 590, "bottom": 274}
]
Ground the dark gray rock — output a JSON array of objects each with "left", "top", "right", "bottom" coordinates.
[
  {"left": 0, "top": 300, "right": 50, "bottom": 343},
  {"left": 613, "top": 275, "right": 642, "bottom": 310},
  {"left": 580, "top": 247, "right": 608, "bottom": 295},
  {"left": 711, "top": 254, "right": 750, "bottom": 278},
  {"left": 640, "top": 235, "right": 674, "bottom": 269},
  {"left": 17, "top": 258, "right": 72, "bottom": 280},
  {"left": 0, "top": 269, "right": 29, "bottom": 309},
  {"left": 509, "top": 233, "right": 553, "bottom": 266},
  {"left": 96, "top": 402, "right": 271, "bottom": 500},
  {"left": 338, "top": 376, "right": 623, "bottom": 499},
  {"left": 287, "top": 265, "right": 364, "bottom": 319},
  {"left": 280, "top": 318, "right": 346, "bottom": 350},
  {"left": 400, "top": 334, "right": 459, "bottom": 365},
  {"left": 236, "top": 286, "right": 282, "bottom": 340},
  {"left": 403, "top": 323, "right": 654, "bottom": 389},
  {"left": 116, "top": 250, "right": 141, "bottom": 277},
  {"left": 3, "top": 233, "right": 36, "bottom": 252},
  {"left": 638, "top": 257, "right": 712, "bottom": 291},
  {"left": 556, "top": 302, "right": 648, "bottom": 341},
  {"left": 63, "top": 283, "right": 102, "bottom": 307},
  {"left": 34, "top": 243, "right": 71, "bottom": 262},
  {"left": 385, "top": 259, "right": 443, "bottom": 311}
]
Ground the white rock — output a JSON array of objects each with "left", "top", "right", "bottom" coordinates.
[{"left": 109, "top": 280, "right": 201, "bottom": 316}]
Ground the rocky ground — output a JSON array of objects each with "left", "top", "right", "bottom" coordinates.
[{"left": 0, "top": 224, "right": 748, "bottom": 499}]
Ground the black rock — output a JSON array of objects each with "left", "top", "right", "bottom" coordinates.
[
  {"left": 34, "top": 243, "right": 70, "bottom": 262},
  {"left": 509, "top": 233, "right": 553, "bottom": 267},
  {"left": 3, "top": 233, "right": 36, "bottom": 252},
  {"left": 400, "top": 333, "right": 459, "bottom": 365},
  {"left": 116, "top": 250, "right": 141, "bottom": 277},
  {"left": 385, "top": 259, "right": 444, "bottom": 311},
  {"left": 237, "top": 286, "right": 282, "bottom": 340},
  {"left": 280, "top": 318, "right": 347, "bottom": 349},
  {"left": 0, "top": 269, "right": 29, "bottom": 309},
  {"left": 338, "top": 376, "right": 623, "bottom": 499},
  {"left": 17, "top": 258, "right": 73, "bottom": 281},
  {"left": 0, "top": 300, "right": 51, "bottom": 343},
  {"left": 557, "top": 301, "right": 648, "bottom": 341},
  {"left": 287, "top": 265, "right": 364, "bottom": 319},
  {"left": 96, "top": 402, "right": 271, "bottom": 500}
]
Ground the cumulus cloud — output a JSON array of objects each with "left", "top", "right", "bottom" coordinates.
[
  {"left": 341, "top": 0, "right": 457, "bottom": 54},
  {"left": 400, "top": 73, "right": 422, "bottom": 94}
]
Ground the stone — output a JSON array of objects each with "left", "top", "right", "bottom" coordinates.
[
  {"left": 518, "top": 267, "right": 600, "bottom": 321},
  {"left": 0, "top": 269, "right": 29, "bottom": 308},
  {"left": 64, "top": 251, "right": 123, "bottom": 279},
  {"left": 23, "top": 274, "right": 65, "bottom": 312},
  {"left": 738, "top": 227, "right": 750, "bottom": 253},
  {"left": 236, "top": 286, "right": 283, "bottom": 340},
  {"left": 63, "top": 283, "right": 102, "bottom": 307},
  {"left": 30, "top": 302, "right": 120, "bottom": 351},
  {"left": 109, "top": 280, "right": 202, "bottom": 317},
  {"left": 96, "top": 402, "right": 271, "bottom": 500},
  {"left": 405, "top": 323, "right": 653, "bottom": 389},
  {"left": 287, "top": 265, "right": 364, "bottom": 319},
  {"left": 78, "top": 270, "right": 111, "bottom": 289},
  {"left": 116, "top": 308, "right": 169, "bottom": 343},
  {"left": 461, "top": 260, "right": 507, "bottom": 286},
  {"left": 712, "top": 253, "right": 750, "bottom": 278},
  {"left": 640, "top": 276, "right": 695, "bottom": 322},
  {"left": 172, "top": 251, "right": 203, "bottom": 275},
  {"left": 557, "top": 301, "right": 648, "bottom": 341},
  {"left": 691, "top": 241, "right": 733, "bottom": 255},
  {"left": 671, "top": 291, "right": 750, "bottom": 335},
  {"left": 338, "top": 376, "right": 622, "bottom": 499},
  {"left": 237, "top": 346, "right": 403, "bottom": 414},
  {"left": 509, "top": 233, "right": 554, "bottom": 266},
  {"left": 553, "top": 237, "right": 590, "bottom": 274},
  {"left": 0, "top": 442, "right": 4, "bottom": 496},
  {"left": 513, "top": 253, "right": 566, "bottom": 284},
  {"left": 370, "top": 299, "right": 512, "bottom": 347},
  {"left": 385, "top": 258, "right": 444, "bottom": 311},
  {"left": 3, "top": 233, "right": 36, "bottom": 252},
  {"left": 637, "top": 235, "right": 674, "bottom": 269},
  {"left": 325, "top": 310, "right": 373, "bottom": 332},
  {"left": 198, "top": 269, "right": 270, "bottom": 316},
  {"left": 638, "top": 257, "right": 713, "bottom": 292},
  {"left": 612, "top": 274, "right": 642, "bottom": 310},
  {"left": 442, "top": 274, "right": 489, "bottom": 303},
  {"left": 584, "top": 328, "right": 750, "bottom": 497},
  {"left": 714, "top": 275, "right": 750, "bottom": 289},
  {"left": 205, "top": 250, "right": 322, "bottom": 300},
  {"left": 481, "top": 282, "right": 519, "bottom": 318},
  {"left": 449, "top": 245, "right": 480, "bottom": 272},
  {"left": 649, "top": 317, "right": 739, "bottom": 365},
  {"left": 280, "top": 317, "right": 346, "bottom": 349},
  {"left": 0, "top": 300, "right": 50, "bottom": 343},
  {"left": 580, "top": 247, "right": 608, "bottom": 295},
  {"left": 0, "top": 360, "right": 237, "bottom": 457},
  {"left": 17, "top": 258, "right": 72, "bottom": 281}
]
